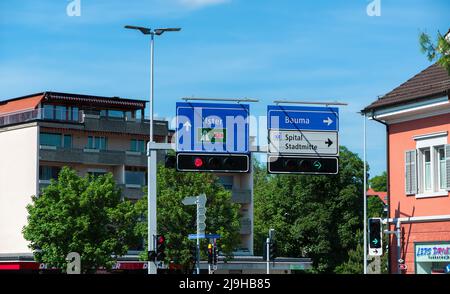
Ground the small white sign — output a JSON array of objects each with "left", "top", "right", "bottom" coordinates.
[{"left": 269, "top": 130, "right": 338, "bottom": 155}]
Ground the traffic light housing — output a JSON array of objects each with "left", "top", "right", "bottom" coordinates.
[
  {"left": 165, "top": 154, "right": 176, "bottom": 169},
  {"left": 368, "top": 218, "right": 383, "bottom": 256},
  {"left": 268, "top": 155, "right": 338, "bottom": 175},
  {"left": 156, "top": 235, "right": 166, "bottom": 261},
  {"left": 213, "top": 245, "right": 218, "bottom": 265},
  {"left": 189, "top": 245, "right": 197, "bottom": 265},
  {"left": 269, "top": 241, "right": 277, "bottom": 261},
  {"left": 148, "top": 250, "right": 156, "bottom": 261},
  {"left": 176, "top": 153, "right": 250, "bottom": 173},
  {"left": 207, "top": 244, "right": 213, "bottom": 264},
  {"left": 263, "top": 240, "right": 277, "bottom": 261}
]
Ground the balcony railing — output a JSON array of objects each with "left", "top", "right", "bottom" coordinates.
[
  {"left": 0, "top": 108, "right": 82, "bottom": 127},
  {"left": 0, "top": 108, "right": 168, "bottom": 137},
  {"left": 39, "top": 146, "right": 148, "bottom": 167}
]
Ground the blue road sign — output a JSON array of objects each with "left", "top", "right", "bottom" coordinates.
[
  {"left": 188, "top": 234, "right": 221, "bottom": 240},
  {"left": 176, "top": 102, "right": 249, "bottom": 153},
  {"left": 267, "top": 105, "right": 339, "bottom": 131}
]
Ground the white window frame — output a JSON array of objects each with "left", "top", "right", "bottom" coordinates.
[
  {"left": 415, "top": 133, "right": 448, "bottom": 198},
  {"left": 437, "top": 146, "right": 446, "bottom": 190}
]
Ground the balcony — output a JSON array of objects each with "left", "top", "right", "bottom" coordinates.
[
  {"left": 231, "top": 189, "right": 252, "bottom": 204},
  {"left": 39, "top": 146, "right": 148, "bottom": 167},
  {"left": 0, "top": 108, "right": 168, "bottom": 137}
]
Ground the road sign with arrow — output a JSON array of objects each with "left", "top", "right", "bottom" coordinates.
[
  {"left": 176, "top": 102, "right": 249, "bottom": 153},
  {"left": 268, "top": 130, "right": 338, "bottom": 155},
  {"left": 267, "top": 105, "right": 339, "bottom": 175}
]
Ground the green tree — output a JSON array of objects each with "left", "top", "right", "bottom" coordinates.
[
  {"left": 22, "top": 167, "right": 137, "bottom": 273},
  {"left": 369, "top": 171, "right": 387, "bottom": 192},
  {"left": 253, "top": 146, "right": 364, "bottom": 273},
  {"left": 419, "top": 31, "right": 450, "bottom": 74},
  {"left": 135, "top": 165, "right": 241, "bottom": 272}
]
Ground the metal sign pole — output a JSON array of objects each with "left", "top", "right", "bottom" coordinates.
[
  {"left": 196, "top": 198, "right": 200, "bottom": 275},
  {"left": 266, "top": 238, "right": 270, "bottom": 274},
  {"left": 363, "top": 113, "right": 368, "bottom": 274}
]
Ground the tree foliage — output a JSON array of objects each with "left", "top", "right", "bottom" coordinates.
[
  {"left": 369, "top": 171, "right": 387, "bottom": 192},
  {"left": 419, "top": 31, "right": 450, "bottom": 75},
  {"left": 134, "top": 165, "right": 241, "bottom": 272},
  {"left": 22, "top": 167, "right": 137, "bottom": 273},
  {"left": 253, "top": 146, "right": 364, "bottom": 273}
]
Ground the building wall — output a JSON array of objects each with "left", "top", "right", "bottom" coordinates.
[
  {"left": 0, "top": 124, "right": 39, "bottom": 254},
  {"left": 388, "top": 113, "right": 450, "bottom": 273}
]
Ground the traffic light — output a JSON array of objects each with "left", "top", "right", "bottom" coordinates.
[
  {"left": 368, "top": 218, "right": 383, "bottom": 256},
  {"left": 269, "top": 241, "right": 277, "bottom": 261},
  {"left": 148, "top": 250, "right": 156, "bottom": 262},
  {"left": 165, "top": 154, "right": 176, "bottom": 168},
  {"left": 207, "top": 244, "right": 213, "bottom": 264},
  {"left": 156, "top": 235, "right": 166, "bottom": 261},
  {"left": 213, "top": 245, "right": 218, "bottom": 265},
  {"left": 176, "top": 153, "right": 250, "bottom": 173},
  {"left": 189, "top": 245, "right": 197, "bottom": 265},
  {"left": 263, "top": 240, "right": 277, "bottom": 261},
  {"left": 268, "top": 155, "right": 338, "bottom": 175}
]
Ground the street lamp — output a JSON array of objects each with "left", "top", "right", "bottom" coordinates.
[{"left": 124, "top": 25, "right": 181, "bottom": 275}]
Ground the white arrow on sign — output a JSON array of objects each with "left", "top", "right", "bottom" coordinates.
[
  {"left": 184, "top": 121, "right": 192, "bottom": 131},
  {"left": 182, "top": 196, "right": 197, "bottom": 206},
  {"left": 323, "top": 117, "right": 333, "bottom": 126}
]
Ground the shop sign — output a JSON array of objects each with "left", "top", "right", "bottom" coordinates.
[{"left": 415, "top": 244, "right": 450, "bottom": 262}]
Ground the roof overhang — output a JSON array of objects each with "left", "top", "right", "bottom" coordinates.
[{"left": 365, "top": 95, "right": 450, "bottom": 124}]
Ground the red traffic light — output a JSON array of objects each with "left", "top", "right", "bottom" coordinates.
[
  {"left": 194, "top": 157, "right": 204, "bottom": 168},
  {"left": 157, "top": 235, "right": 165, "bottom": 245}
]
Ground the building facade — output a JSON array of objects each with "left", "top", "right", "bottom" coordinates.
[
  {"left": 364, "top": 63, "right": 450, "bottom": 274},
  {"left": 0, "top": 91, "right": 254, "bottom": 270},
  {"left": 0, "top": 91, "right": 169, "bottom": 257}
]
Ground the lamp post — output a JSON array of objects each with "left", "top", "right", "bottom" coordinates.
[{"left": 125, "top": 25, "right": 181, "bottom": 274}]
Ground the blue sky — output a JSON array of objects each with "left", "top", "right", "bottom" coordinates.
[{"left": 0, "top": 0, "right": 449, "bottom": 177}]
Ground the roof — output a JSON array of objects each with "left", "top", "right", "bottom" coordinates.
[
  {"left": 0, "top": 91, "right": 147, "bottom": 114},
  {"left": 0, "top": 94, "right": 44, "bottom": 115},
  {"left": 363, "top": 63, "right": 450, "bottom": 113},
  {"left": 367, "top": 188, "right": 387, "bottom": 205}
]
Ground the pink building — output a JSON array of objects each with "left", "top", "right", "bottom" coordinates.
[{"left": 364, "top": 63, "right": 450, "bottom": 274}]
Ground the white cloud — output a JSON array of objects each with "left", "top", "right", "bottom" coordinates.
[{"left": 178, "top": 0, "right": 230, "bottom": 9}]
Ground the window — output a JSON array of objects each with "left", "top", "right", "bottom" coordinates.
[
  {"left": 108, "top": 110, "right": 124, "bottom": 119},
  {"left": 87, "top": 136, "right": 108, "bottom": 150},
  {"left": 422, "top": 148, "right": 432, "bottom": 192},
  {"left": 408, "top": 133, "right": 449, "bottom": 197},
  {"left": 40, "top": 133, "right": 62, "bottom": 147},
  {"left": 64, "top": 135, "right": 72, "bottom": 148},
  {"left": 438, "top": 147, "right": 446, "bottom": 190},
  {"left": 39, "top": 166, "right": 61, "bottom": 181},
  {"left": 43, "top": 104, "right": 54, "bottom": 120},
  {"left": 88, "top": 171, "right": 106, "bottom": 178},
  {"left": 55, "top": 106, "right": 67, "bottom": 120},
  {"left": 125, "top": 111, "right": 133, "bottom": 120},
  {"left": 130, "top": 139, "right": 146, "bottom": 153},
  {"left": 418, "top": 146, "right": 446, "bottom": 194},
  {"left": 69, "top": 107, "right": 79, "bottom": 121}
]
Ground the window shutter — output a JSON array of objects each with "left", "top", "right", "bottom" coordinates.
[
  {"left": 446, "top": 145, "right": 450, "bottom": 191},
  {"left": 405, "top": 150, "right": 417, "bottom": 195}
]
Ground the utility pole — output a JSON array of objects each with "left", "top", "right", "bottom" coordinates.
[
  {"left": 124, "top": 25, "right": 181, "bottom": 274},
  {"left": 363, "top": 113, "right": 368, "bottom": 274}
]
